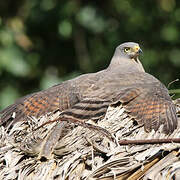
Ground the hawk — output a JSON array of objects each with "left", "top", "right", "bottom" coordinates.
[{"left": 0, "top": 42, "right": 177, "bottom": 135}]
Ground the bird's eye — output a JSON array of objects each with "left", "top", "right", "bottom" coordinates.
[{"left": 124, "top": 47, "right": 131, "bottom": 53}]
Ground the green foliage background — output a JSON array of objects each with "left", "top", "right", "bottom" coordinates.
[{"left": 0, "top": 0, "right": 180, "bottom": 109}]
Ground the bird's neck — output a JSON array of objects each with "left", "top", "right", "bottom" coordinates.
[{"left": 107, "top": 55, "right": 145, "bottom": 73}]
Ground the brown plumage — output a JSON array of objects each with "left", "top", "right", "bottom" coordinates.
[{"left": 0, "top": 42, "right": 178, "bottom": 134}]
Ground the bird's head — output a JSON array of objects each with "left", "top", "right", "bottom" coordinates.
[
  {"left": 116, "top": 42, "right": 143, "bottom": 61},
  {"left": 108, "top": 42, "right": 145, "bottom": 72}
]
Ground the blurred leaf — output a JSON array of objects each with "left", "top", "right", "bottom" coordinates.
[
  {"left": 142, "top": 50, "right": 158, "bottom": 68},
  {"left": 170, "top": 89, "right": 180, "bottom": 94},
  {"left": 76, "top": 6, "right": 106, "bottom": 33},
  {"left": 169, "top": 49, "right": 180, "bottom": 66},
  {"left": 40, "top": 0, "right": 56, "bottom": 11},
  {"left": 161, "top": 25, "right": 179, "bottom": 42},
  {"left": 58, "top": 20, "right": 72, "bottom": 38},
  {"left": 174, "top": 8, "right": 180, "bottom": 22},
  {"left": 0, "top": 46, "right": 30, "bottom": 76},
  {"left": 169, "top": 89, "right": 180, "bottom": 99},
  {"left": 113, "top": 0, "right": 131, "bottom": 14},
  {"left": 40, "top": 74, "right": 62, "bottom": 89},
  {"left": 0, "top": 17, "right": 2, "bottom": 25},
  {"left": 0, "top": 86, "right": 19, "bottom": 109},
  {"left": 61, "top": 1, "right": 78, "bottom": 17},
  {"left": 159, "top": 0, "right": 175, "bottom": 12},
  {"left": 0, "top": 29, "right": 14, "bottom": 46},
  {"left": 40, "top": 66, "right": 62, "bottom": 89},
  {"left": 27, "top": 52, "right": 40, "bottom": 67}
]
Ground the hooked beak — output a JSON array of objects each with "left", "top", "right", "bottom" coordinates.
[
  {"left": 133, "top": 45, "right": 143, "bottom": 55},
  {"left": 138, "top": 48, "right": 143, "bottom": 54}
]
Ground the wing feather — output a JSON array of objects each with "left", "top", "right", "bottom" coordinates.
[
  {"left": 118, "top": 87, "right": 177, "bottom": 134},
  {"left": 0, "top": 82, "right": 80, "bottom": 126}
]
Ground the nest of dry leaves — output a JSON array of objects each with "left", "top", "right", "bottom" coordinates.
[{"left": 0, "top": 99, "right": 180, "bottom": 180}]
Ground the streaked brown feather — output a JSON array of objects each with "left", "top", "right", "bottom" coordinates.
[
  {"left": 0, "top": 62, "right": 178, "bottom": 135},
  {"left": 121, "top": 86, "right": 177, "bottom": 134},
  {"left": 0, "top": 82, "right": 80, "bottom": 126}
]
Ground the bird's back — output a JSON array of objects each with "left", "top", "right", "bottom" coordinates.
[
  {"left": 0, "top": 42, "right": 178, "bottom": 135},
  {"left": 0, "top": 70, "right": 108, "bottom": 126},
  {"left": 75, "top": 70, "right": 177, "bottom": 134}
]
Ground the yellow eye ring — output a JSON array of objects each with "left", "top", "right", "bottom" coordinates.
[{"left": 124, "top": 47, "right": 130, "bottom": 53}]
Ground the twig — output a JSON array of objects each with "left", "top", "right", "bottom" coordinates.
[
  {"left": 119, "top": 138, "right": 180, "bottom": 145},
  {"left": 34, "top": 117, "right": 114, "bottom": 141},
  {"left": 36, "top": 118, "right": 180, "bottom": 145},
  {"left": 168, "top": 79, "right": 179, "bottom": 89}
]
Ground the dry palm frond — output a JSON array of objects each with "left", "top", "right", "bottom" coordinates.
[{"left": 0, "top": 99, "right": 180, "bottom": 180}]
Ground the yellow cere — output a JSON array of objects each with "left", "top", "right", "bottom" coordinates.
[{"left": 133, "top": 45, "right": 140, "bottom": 52}]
